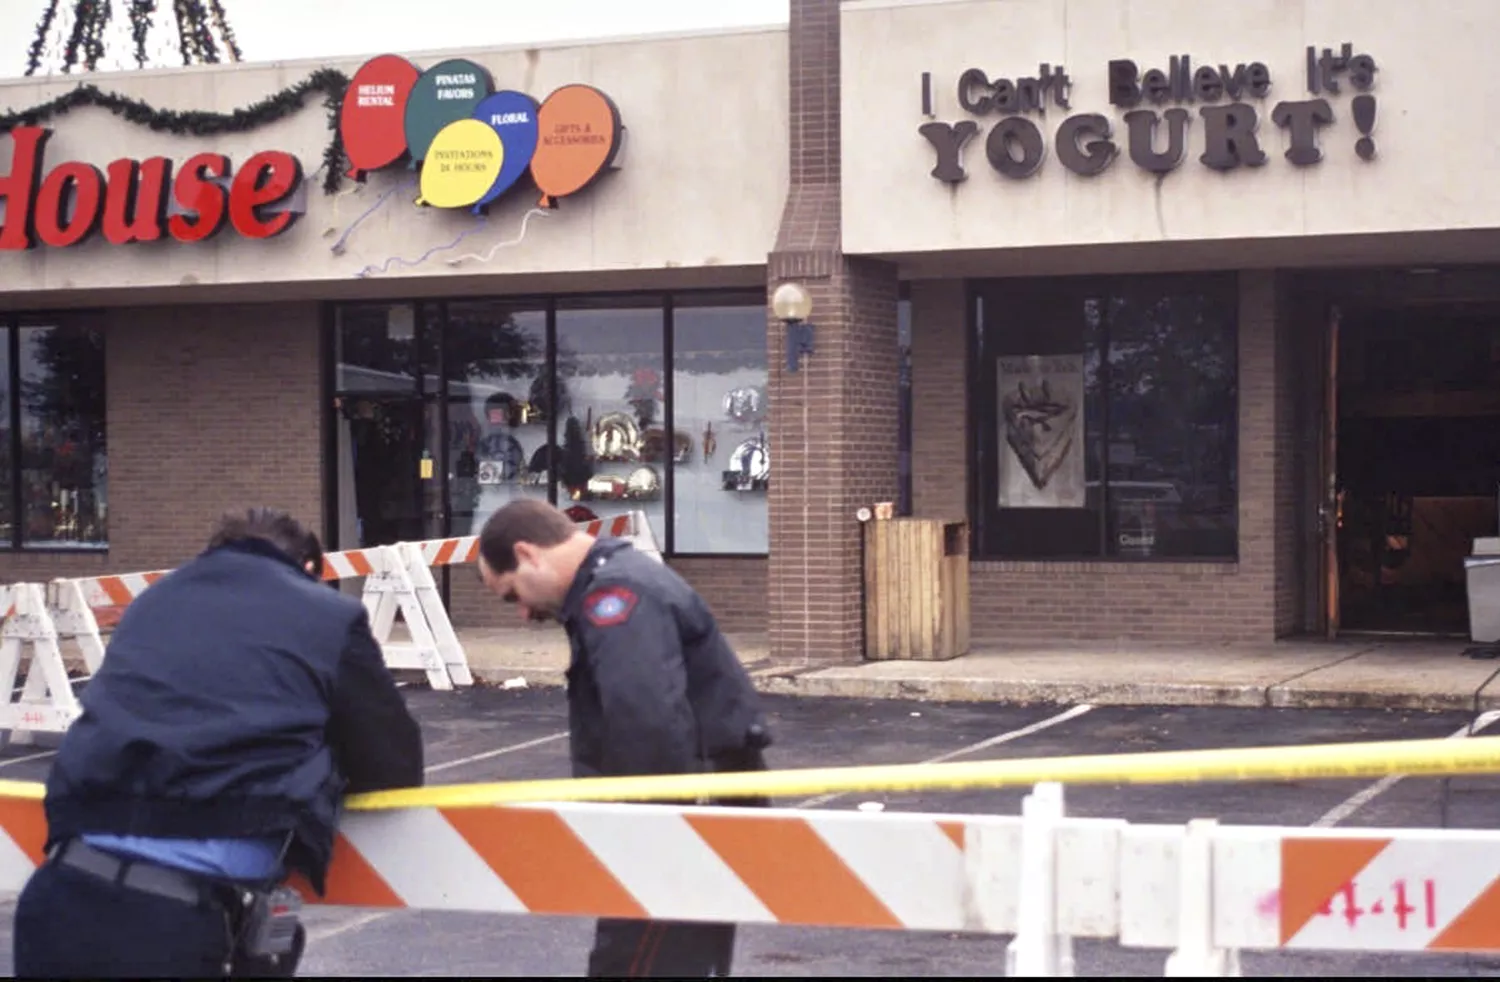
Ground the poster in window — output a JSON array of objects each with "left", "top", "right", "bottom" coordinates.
[{"left": 997, "top": 355, "right": 1085, "bottom": 509}]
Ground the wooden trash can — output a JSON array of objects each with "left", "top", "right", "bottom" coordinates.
[{"left": 863, "top": 518, "right": 970, "bottom": 661}]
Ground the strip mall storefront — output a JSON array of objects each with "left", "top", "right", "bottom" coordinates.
[
  {"left": 0, "top": 26, "right": 786, "bottom": 635},
  {"left": 835, "top": 0, "right": 1500, "bottom": 653},
  {"left": 3, "top": 0, "right": 1500, "bottom": 666}
]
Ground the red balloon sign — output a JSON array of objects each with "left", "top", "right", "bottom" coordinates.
[{"left": 340, "top": 55, "right": 422, "bottom": 181}]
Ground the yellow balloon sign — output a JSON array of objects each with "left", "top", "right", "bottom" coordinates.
[{"left": 416, "top": 119, "right": 505, "bottom": 209}]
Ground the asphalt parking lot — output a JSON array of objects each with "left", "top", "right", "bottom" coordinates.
[{"left": 0, "top": 686, "right": 1498, "bottom": 977}]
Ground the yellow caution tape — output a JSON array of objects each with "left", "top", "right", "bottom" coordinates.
[
  {"left": 2, "top": 736, "right": 1497, "bottom": 811},
  {"left": 346, "top": 735, "right": 1500, "bottom": 811},
  {"left": 0, "top": 779, "right": 43, "bottom": 801}
]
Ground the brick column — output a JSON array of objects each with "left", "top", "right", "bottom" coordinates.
[{"left": 767, "top": 0, "right": 900, "bottom": 666}]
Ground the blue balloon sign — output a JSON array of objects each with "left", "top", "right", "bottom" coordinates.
[{"left": 468, "top": 90, "right": 541, "bottom": 214}]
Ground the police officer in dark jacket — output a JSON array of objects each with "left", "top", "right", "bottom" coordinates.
[
  {"left": 12, "top": 508, "right": 424, "bottom": 980},
  {"left": 477, "top": 499, "right": 772, "bottom": 978}
]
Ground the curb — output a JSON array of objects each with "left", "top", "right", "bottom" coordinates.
[{"left": 470, "top": 666, "right": 1500, "bottom": 713}]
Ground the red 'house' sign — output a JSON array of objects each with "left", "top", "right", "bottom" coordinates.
[{"left": 0, "top": 126, "right": 304, "bottom": 251}]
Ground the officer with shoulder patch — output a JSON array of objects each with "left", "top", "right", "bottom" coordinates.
[
  {"left": 12, "top": 508, "right": 423, "bottom": 979},
  {"left": 476, "top": 499, "right": 772, "bottom": 979}
]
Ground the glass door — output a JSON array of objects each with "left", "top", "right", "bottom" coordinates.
[{"left": 332, "top": 303, "right": 447, "bottom": 599}]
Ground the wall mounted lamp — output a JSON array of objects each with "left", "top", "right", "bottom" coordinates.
[{"left": 772, "top": 281, "right": 816, "bottom": 374}]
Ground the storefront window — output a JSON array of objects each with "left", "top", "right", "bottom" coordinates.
[
  {"left": 334, "top": 303, "right": 429, "bottom": 393},
  {"left": 327, "top": 292, "right": 773, "bottom": 557},
  {"left": 16, "top": 320, "right": 107, "bottom": 549},
  {"left": 445, "top": 302, "right": 548, "bottom": 537},
  {"left": 672, "top": 295, "right": 769, "bottom": 554},
  {"left": 973, "top": 274, "right": 1238, "bottom": 561},
  {"left": 554, "top": 298, "right": 668, "bottom": 548}
]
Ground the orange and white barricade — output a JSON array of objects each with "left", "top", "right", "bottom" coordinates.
[
  {"left": 40, "top": 547, "right": 466, "bottom": 691},
  {"left": 413, "top": 509, "right": 663, "bottom": 572},
  {"left": 0, "top": 778, "right": 1494, "bottom": 975},
  {"left": 2, "top": 508, "right": 664, "bottom": 713}
]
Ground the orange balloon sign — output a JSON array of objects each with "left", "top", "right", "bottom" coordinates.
[{"left": 528, "top": 85, "right": 623, "bottom": 209}]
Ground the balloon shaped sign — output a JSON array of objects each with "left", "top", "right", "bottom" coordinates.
[
  {"left": 416, "top": 119, "right": 505, "bottom": 209},
  {"left": 402, "top": 59, "right": 495, "bottom": 167},
  {"left": 529, "top": 84, "right": 623, "bottom": 209},
  {"left": 340, "top": 54, "right": 422, "bottom": 180},
  {"left": 468, "top": 90, "right": 541, "bottom": 214}
]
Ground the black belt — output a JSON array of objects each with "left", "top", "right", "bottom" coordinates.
[{"left": 52, "top": 839, "right": 232, "bottom": 908}]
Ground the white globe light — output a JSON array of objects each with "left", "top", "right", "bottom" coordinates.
[{"left": 771, "top": 282, "right": 813, "bottom": 322}]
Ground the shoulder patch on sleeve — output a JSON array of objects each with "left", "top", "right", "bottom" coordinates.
[{"left": 584, "top": 586, "right": 639, "bottom": 627}]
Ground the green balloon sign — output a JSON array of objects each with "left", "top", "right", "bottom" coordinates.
[{"left": 402, "top": 58, "right": 495, "bottom": 166}]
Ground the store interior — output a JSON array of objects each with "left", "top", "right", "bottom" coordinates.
[{"left": 1335, "top": 302, "right": 1500, "bottom": 636}]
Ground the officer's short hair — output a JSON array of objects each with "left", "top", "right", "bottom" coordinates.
[
  {"left": 478, "top": 499, "right": 577, "bottom": 574},
  {"left": 208, "top": 507, "right": 325, "bottom": 578}
]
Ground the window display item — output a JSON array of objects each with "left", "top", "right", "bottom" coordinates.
[
  {"left": 527, "top": 372, "right": 566, "bottom": 421},
  {"left": 587, "top": 475, "right": 628, "bottom": 500},
  {"left": 642, "top": 428, "right": 692, "bottom": 464},
  {"left": 485, "top": 392, "right": 524, "bottom": 427},
  {"left": 593, "top": 412, "right": 641, "bottom": 462},
  {"left": 722, "top": 436, "right": 769, "bottom": 492},
  {"left": 702, "top": 422, "right": 717, "bottom": 462},
  {"left": 476, "top": 433, "right": 524, "bottom": 485},
  {"left": 723, "top": 385, "right": 767, "bottom": 425},
  {"left": 565, "top": 504, "right": 599, "bottom": 523},
  {"left": 560, "top": 416, "right": 596, "bottom": 493},
  {"left": 627, "top": 368, "right": 663, "bottom": 427},
  {"left": 626, "top": 465, "right": 661, "bottom": 499},
  {"left": 997, "top": 355, "right": 1085, "bottom": 509}
]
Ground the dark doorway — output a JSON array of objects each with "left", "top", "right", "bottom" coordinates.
[{"left": 1335, "top": 306, "right": 1500, "bottom": 635}]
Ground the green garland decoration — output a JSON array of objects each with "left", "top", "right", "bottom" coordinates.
[
  {"left": 25, "top": 1, "right": 63, "bottom": 77},
  {"left": 0, "top": 69, "right": 351, "bottom": 195}
]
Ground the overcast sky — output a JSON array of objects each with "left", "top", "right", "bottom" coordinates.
[{"left": 0, "top": 0, "right": 789, "bottom": 79}]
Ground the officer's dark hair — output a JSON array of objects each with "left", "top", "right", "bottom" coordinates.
[
  {"left": 478, "top": 499, "right": 578, "bottom": 574},
  {"left": 207, "top": 507, "right": 325, "bottom": 579}
]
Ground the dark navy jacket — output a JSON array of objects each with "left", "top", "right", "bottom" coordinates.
[
  {"left": 561, "top": 538, "right": 771, "bottom": 781},
  {"left": 42, "top": 538, "right": 423, "bottom": 894}
]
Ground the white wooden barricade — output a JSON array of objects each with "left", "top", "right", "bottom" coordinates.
[
  {"left": 322, "top": 543, "right": 458, "bottom": 691},
  {"left": 0, "top": 583, "right": 82, "bottom": 745}
]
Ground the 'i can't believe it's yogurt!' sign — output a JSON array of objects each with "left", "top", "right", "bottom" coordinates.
[
  {"left": 339, "top": 54, "right": 625, "bottom": 213},
  {"left": 917, "top": 42, "right": 1379, "bottom": 185}
]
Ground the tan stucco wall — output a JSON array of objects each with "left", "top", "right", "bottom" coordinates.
[
  {"left": 842, "top": 0, "right": 1499, "bottom": 257},
  {"left": 0, "top": 27, "right": 787, "bottom": 299}
]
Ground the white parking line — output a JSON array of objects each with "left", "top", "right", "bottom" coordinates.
[
  {"left": 0, "top": 750, "right": 57, "bottom": 770},
  {"left": 793, "top": 703, "right": 1096, "bottom": 809},
  {"left": 423, "top": 731, "right": 569, "bottom": 775},
  {"left": 308, "top": 910, "right": 392, "bottom": 943},
  {"left": 1310, "top": 709, "right": 1500, "bottom": 828}
]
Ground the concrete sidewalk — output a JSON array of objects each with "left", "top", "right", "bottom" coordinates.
[{"left": 456, "top": 628, "right": 1500, "bottom": 712}]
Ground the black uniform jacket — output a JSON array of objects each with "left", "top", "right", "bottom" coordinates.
[
  {"left": 42, "top": 538, "right": 423, "bottom": 894},
  {"left": 561, "top": 538, "right": 771, "bottom": 781}
]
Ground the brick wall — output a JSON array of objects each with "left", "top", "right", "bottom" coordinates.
[
  {"left": 669, "top": 557, "right": 769, "bottom": 634},
  {"left": 0, "top": 302, "right": 324, "bottom": 588},
  {"left": 765, "top": 0, "right": 904, "bottom": 665},
  {"left": 909, "top": 279, "right": 968, "bottom": 520},
  {"left": 911, "top": 270, "right": 1288, "bottom": 645},
  {"left": 767, "top": 258, "right": 901, "bottom": 664},
  {"left": 108, "top": 303, "right": 325, "bottom": 572}
]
